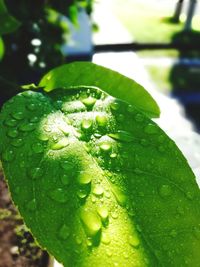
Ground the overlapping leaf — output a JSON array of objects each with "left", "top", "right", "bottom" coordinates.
[
  {"left": 0, "top": 85, "right": 199, "bottom": 267},
  {"left": 39, "top": 62, "right": 160, "bottom": 118}
]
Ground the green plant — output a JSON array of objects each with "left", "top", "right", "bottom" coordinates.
[{"left": 0, "top": 62, "right": 199, "bottom": 267}]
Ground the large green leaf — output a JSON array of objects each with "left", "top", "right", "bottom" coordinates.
[
  {"left": 0, "top": 87, "right": 199, "bottom": 267},
  {"left": 0, "top": 0, "right": 21, "bottom": 35},
  {"left": 39, "top": 62, "right": 160, "bottom": 118}
]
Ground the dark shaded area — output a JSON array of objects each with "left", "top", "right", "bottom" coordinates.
[
  {"left": 0, "top": 170, "right": 49, "bottom": 267},
  {"left": 169, "top": 31, "right": 200, "bottom": 131}
]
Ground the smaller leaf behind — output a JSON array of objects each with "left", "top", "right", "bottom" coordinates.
[{"left": 39, "top": 62, "right": 160, "bottom": 118}]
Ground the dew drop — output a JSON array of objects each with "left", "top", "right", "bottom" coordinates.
[
  {"left": 109, "top": 130, "right": 134, "bottom": 142},
  {"left": 177, "top": 206, "right": 184, "bottom": 215},
  {"left": 60, "top": 161, "right": 74, "bottom": 171},
  {"left": 144, "top": 123, "right": 158, "bottom": 134},
  {"left": 4, "top": 118, "right": 17, "bottom": 127},
  {"left": 80, "top": 209, "right": 101, "bottom": 237},
  {"left": 7, "top": 129, "right": 18, "bottom": 138},
  {"left": 127, "top": 104, "right": 134, "bottom": 113},
  {"left": 97, "top": 206, "right": 109, "bottom": 222},
  {"left": 75, "top": 236, "right": 82, "bottom": 245},
  {"left": 49, "top": 188, "right": 68, "bottom": 203},
  {"left": 96, "top": 114, "right": 108, "bottom": 127},
  {"left": 106, "top": 249, "right": 112, "bottom": 257},
  {"left": 93, "top": 185, "right": 104, "bottom": 196},
  {"left": 32, "top": 143, "right": 44, "bottom": 153},
  {"left": 111, "top": 211, "right": 118, "bottom": 219},
  {"left": 37, "top": 133, "right": 49, "bottom": 141},
  {"left": 30, "top": 116, "right": 39, "bottom": 123},
  {"left": 111, "top": 185, "right": 127, "bottom": 207},
  {"left": 135, "top": 113, "right": 144, "bottom": 122},
  {"left": 86, "top": 238, "right": 92, "bottom": 247},
  {"left": 27, "top": 103, "right": 36, "bottom": 111},
  {"left": 19, "top": 123, "right": 36, "bottom": 132},
  {"left": 81, "top": 96, "right": 96, "bottom": 108},
  {"left": 60, "top": 174, "right": 70, "bottom": 185},
  {"left": 110, "top": 101, "right": 120, "bottom": 111},
  {"left": 110, "top": 153, "right": 117, "bottom": 158},
  {"left": 58, "top": 124, "right": 69, "bottom": 136},
  {"left": 81, "top": 119, "right": 93, "bottom": 130},
  {"left": 77, "top": 188, "right": 88, "bottom": 199},
  {"left": 100, "top": 142, "right": 111, "bottom": 152},
  {"left": 129, "top": 235, "right": 140, "bottom": 248},
  {"left": 51, "top": 138, "right": 69, "bottom": 150},
  {"left": 123, "top": 252, "right": 129, "bottom": 259},
  {"left": 101, "top": 232, "right": 111, "bottom": 245},
  {"left": 78, "top": 171, "right": 92, "bottom": 185},
  {"left": 159, "top": 185, "right": 172, "bottom": 198},
  {"left": 26, "top": 199, "right": 37, "bottom": 211},
  {"left": 158, "top": 145, "right": 165, "bottom": 152},
  {"left": 11, "top": 111, "right": 24, "bottom": 120},
  {"left": 2, "top": 150, "right": 14, "bottom": 162},
  {"left": 59, "top": 224, "right": 70, "bottom": 240}
]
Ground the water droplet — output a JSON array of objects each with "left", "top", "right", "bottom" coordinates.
[
  {"left": 106, "top": 249, "right": 112, "bottom": 257},
  {"left": 97, "top": 206, "right": 109, "bottom": 222},
  {"left": 101, "top": 232, "right": 111, "bottom": 244},
  {"left": 129, "top": 235, "right": 140, "bottom": 248},
  {"left": 193, "top": 226, "right": 200, "bottom": 240},
  {"left": 158, "top": 135, "right": 165, "bottom": 143},
  {"left": 51, "top": 138, "right": 69, "bottom": 150},
  {"left": 78, "top": 171, "right": 92, "bottom": 185},
  {"left": 159, "top": 185, "right": 172, "bottom": 198},
  {"left": 49, "top": 188, "right": 68, "bottom": 203},
  {"left": 32, "top": 143, "right": 44, "bottom": 153},
  {"left": 59, "top": 224, "right": 70, "bottom": 240},
  {"left": 82, "top": 96, "right": 96, "bottom": 108},
  {"left": 109, "top": 130, "right": 134, "bottom": 142},
  {"left": 127, "top": 104, "right": 134, "bottom": 113},
  {"left": 37, "top": 132, "right": 49, "bottom": 141},
  {"left": 7, "top": 129, "right": 18, "bottom": 138},
  {"left": 123, "top": 252, "right": 129, "bottom": 259},
  {"left": 19, "top": 123, "right": 36, "bottom": 132},
  {"left": 96, "top": 114, "right": 108, "bottom": 127},
  {"left": 144, "top": 123, "right": 158, "bottom": 134},
  {"left": 111, "top": 185, "right": 127, "bottom": 207},
  {"left": 58, "top": 124, "right": 69, "bottom": 136},
  {"left": 27, "top": 103, "right": 36, "bottom": 111},
  {"left": 100, "top": 142, "right": 111, "bottom": 152},
  {"left": 4, "top": 118, "right": 17, "bottom": 127},
  {"left": 135, "top": 113, "right": 144, "bottom": 122},
  {"left": 116, "top": 114, "right": 125, "bottom": 122},
  {"left": 30, "top": 116, "right": 39, "bottom": 123},
  {"left": 75, "top": 236, "right": 82, "bottom": 245},
  {"left": 80, "top": 209, "right": 101, "bottom": 237},
  {"left": 110, "top": 101, "right": 120, "bottom": 111},
  {"left": 77, "top": 188, "right": 89, "bottom": 199},
  {"left": 110, "top": 153, "right": 117, "bottom": 158},
  {"left": 60, "top": 161, "right": 74, "bottom": 171},
  {"left": 93, "top": 185, "right": 104, "bottom": 196},
  {"left": 60, "top": 174, "right": 70, "bottom": 185},
  {"left": 86, "top": 238, "right": 93, "bottom": 247},
  {"left": 2, "top": 150, "right": 14, "bottom": 162},
  {"left": 29, "top": 167, "right": 43, "bottom": 179},
  {"left": 81, "top": 119, "right": 93, "bottom": 130},
  {"left": 11, "top": 111, "right": 24, "bottom": 120},
  {"left": 26, "top": 199, "right": 37, "bottom": 211},
  {"left": 111, "top": 211, "right": 118, "bottom": 219}
]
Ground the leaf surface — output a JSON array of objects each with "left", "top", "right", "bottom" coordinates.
[
  {"left": 39, "top": 62, "right": 160, "bottom": 118},
  {"left": 0, "top": 0, "right": 21, "bottom": 35},
  {"left": 0, "top": 87, "right": 200, "bottom": 267}
]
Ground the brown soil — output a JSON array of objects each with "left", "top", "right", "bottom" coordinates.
[{"left": 0, "top": 169, "right": 50, "bottom": 267}]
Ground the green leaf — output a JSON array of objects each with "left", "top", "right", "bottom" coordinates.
[
  {"left": 0, "top": 37, "right": 4, "bottom": 60},
  {"left": 0, "top": 87, "right": 199, "bottom": 267},
  {"left": 39, "top": 62, "right": 160, "bottom": 118},
  {"left": 0, "top": 0, "right": 21, "bottom": 35}
]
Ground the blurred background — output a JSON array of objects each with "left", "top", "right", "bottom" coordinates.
[{"left": 1, "top": 1, "right": 200, "bottom": 267}]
